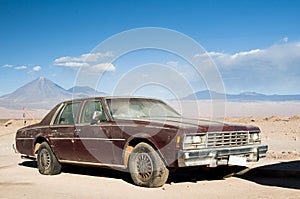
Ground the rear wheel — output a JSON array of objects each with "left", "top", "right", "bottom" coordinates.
[
  {"left": 128, "top": 142, "right": 169, "bottom": 187},
  {"left": 37, "top": 142, "right": 61, "bottom": 175}
]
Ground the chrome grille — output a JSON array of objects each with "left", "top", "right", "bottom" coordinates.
[{"left": 207, "top": 131, "right": 249, "bottom": 148}]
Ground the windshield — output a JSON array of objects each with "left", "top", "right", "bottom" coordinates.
[{"left": 106, "top": 98, "right": 181, "bottom": 119}]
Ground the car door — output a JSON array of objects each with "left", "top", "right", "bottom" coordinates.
[
  {"left": 74, "top": 100, "right": 117, "bottom": 164},
  {"left": 49, "top": 102, "right": 81, "bottom": 161}
]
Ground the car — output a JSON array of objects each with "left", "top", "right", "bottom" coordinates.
[{"left": 15, "top": 96, "right": 268, "bottom": 187}]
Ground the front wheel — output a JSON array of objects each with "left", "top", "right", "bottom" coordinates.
[
  {"left": 37, "top": 142, "right": 61, "bottom": 175},
  {"left": 128, "top": 142, "right": 169, "bottom": 187}
]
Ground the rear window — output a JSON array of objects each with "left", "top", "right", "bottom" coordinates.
[{"left": 54, "top": 102, "right": 81, "bottom": 125}]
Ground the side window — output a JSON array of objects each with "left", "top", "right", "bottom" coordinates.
[
  {"left": 80, "top": 100, "right": 107, "bottom": 124},
  {"left": 54, "top": 102, "right": 80, "bottom": 125}
]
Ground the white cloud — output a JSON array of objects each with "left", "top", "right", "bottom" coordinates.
[
  {"left": 281, "top": 37, "right": 289, "bottom": 43},
  {"left": 14, "top": 65, "right": 27, "bottom": 70},
  {"left": 231, "top": 49, "right": 262, "bottom": 59},
  {"left": 55, "top": 62, "right": 90, "bottom": 67},
  {"left": 54, "top": 56, "right": 73, "bottom": 63},
  {"left": 81, "top": 52, "right": 114, "bottom": 62},
  {"left": 33, "top": 65, "right": 42, "bottom": 71},
  {"left": 91, "top": 63, "right": 116, "bottom": 72},
  {"left": 2, "top": 64, "right": 13, "bottom": 68},
  {"left": 54, "top": 52, "right": 115, "bottom": 73},
  {"left": 4, "top": 64, "right": 42, "bottom": 72},
  {"left": 193, "top": 41, "right": 300, "bottom": 94},
  {"left": 195, "top": 42, "right": 300, "bottom": 70},
  {"left": 194, "top": 51, "right": 223, "bottom": 58},
  {"left": 166, "top": 61, "right": 178, "bottom": 67},
  {"left": 54, "top": 52, "right": 114, "bottom": 64}
]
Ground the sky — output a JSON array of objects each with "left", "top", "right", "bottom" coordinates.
[{"left": 1, "top": 0, "right": 300, "bottom": 98}]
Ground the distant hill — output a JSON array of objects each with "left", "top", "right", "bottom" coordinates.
[
  {"left": 68, "top": 86, "right": 106, "bottom": 98},
  {"left": 183, "top": 90, "right": 300, "bottom": 101},
  {"left": 0, "top": 77, "right": 106, "bottom": 109},
  {"left": 2, "top": 78, "right": 300, "bottom": 110}
]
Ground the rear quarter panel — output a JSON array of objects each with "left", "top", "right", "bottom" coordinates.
[{"left": 16, "top": 125, "right": 43, "bottom": 157}]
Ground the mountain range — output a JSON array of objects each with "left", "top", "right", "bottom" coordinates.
[
  {"left": 0, "top": 77, "right": 106, "bottom": 109},
  {"left": 183, "top": 90, "right": 300, "bottom": 101},
  {"left": 0, "top": 77, "right": 300, "bottom": 110}
]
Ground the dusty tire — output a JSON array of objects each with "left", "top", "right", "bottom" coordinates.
[
  {"left": 128, "top": 142, "right": 169, "bottom": 187},
  {"left": 37, "top": 142, "right": 61, "bottom": 175}
]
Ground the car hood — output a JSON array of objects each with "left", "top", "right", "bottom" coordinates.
[{"left": 134, "top": 117, "right": 259, "bottom": 133}]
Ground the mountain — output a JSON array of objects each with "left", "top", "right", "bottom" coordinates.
[
  {"left": 68, "top": 86, "right": 106, "bottom": 98},
  {"left": 0, "top": 77, "right": 106, "bottom": 109},
  {"left": 0, "top": 77, "right": 71, "bottom": 109},
  {"left": 183, "top": 90, "right": 300, "bottom": 101},
  {"left": 183, "top": 90, "right": 225, "bottom": 100},
  {"left": 2, "top": 78, "right": 300, "bottom": 110}
]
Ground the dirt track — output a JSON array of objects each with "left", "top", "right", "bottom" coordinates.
[{"left": 0, "top": 119, "right": 299, "bottom": 199}]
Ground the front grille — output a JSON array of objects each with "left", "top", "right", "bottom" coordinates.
[{"left": 207, "top": 131, "right": 249, "bottom": 148}]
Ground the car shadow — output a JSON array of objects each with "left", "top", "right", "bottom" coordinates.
[
  {"left": 19, "top": 160, "right": 241, "bottom": 186},
  {"left": 167, "top": 166, "right": 246, "bottom": 184},
  {"left": 19, "top": 160, "right": 37, "bottom": 168},
  {"left": 237, "top": 160, "right": 300, "bottom": 190},
  {"left": 62, "top": 164, "right": 133, "bottom": 184},
  {"left": 19, "top": 160, "right": 300, "bottom": 189},
  {"left": 19, "top": 160, "right": 133, "bottom": 184}
]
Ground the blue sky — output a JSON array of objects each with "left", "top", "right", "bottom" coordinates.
[{"left": 1, "top": 0, "right": 300, "bottom": 97}]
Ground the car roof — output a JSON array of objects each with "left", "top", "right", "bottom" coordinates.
[{"left": 61, "top": 96, "right": 162, "bottom": 104}]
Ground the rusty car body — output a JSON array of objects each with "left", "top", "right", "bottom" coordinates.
[{"left": 15, "top": 96, "right": 268, "bottom": 187}]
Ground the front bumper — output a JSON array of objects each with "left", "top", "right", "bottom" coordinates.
[{"left": 178, "top": 144, "right": 268, "bottom": 167}]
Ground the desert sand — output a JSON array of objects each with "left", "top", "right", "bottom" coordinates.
[{"left": 0, "top": 116, "right": 299, "bottom": 199}]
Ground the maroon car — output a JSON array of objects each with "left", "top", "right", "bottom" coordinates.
[{"left": 15, "top": 96, "right": 268, "bottom": 187}]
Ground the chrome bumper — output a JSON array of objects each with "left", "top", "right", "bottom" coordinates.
[
  {"left": 12, "top": 144, "right": 18, "bottom": 154},
  {"left": 178, "top": 144, "right": 268, "bottom": 167}
]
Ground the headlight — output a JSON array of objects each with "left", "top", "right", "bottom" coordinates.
[
  {"left": 249, "top": 131, "right": 261, "bottom": 144},
  {"left": 183, "top": 134, "right": 206, "bottom": 149}
]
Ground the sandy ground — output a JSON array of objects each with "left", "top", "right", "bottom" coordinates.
[
  {"left": 0, "top": 118, "right": 299, "bottom": 199},
  {"left": 170, "top": 100, "right": 300, "bottom": 118},
  {"left": 226, "top": 116, "right": 300, "bottom": 160},
  {"left": 0, "top": 107, "right": 48, "bottom": 120}
]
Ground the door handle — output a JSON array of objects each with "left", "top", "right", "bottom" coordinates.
[
  {"left": 75, "top": 129, "right": 81, "bottom": 133},
  {"left": 50, "top": 129, "right": 59, "bottom": 137}
]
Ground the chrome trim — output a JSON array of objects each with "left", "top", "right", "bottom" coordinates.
[
  {"left": 50, "top": 103, "right": 65, "bottom": 125},
  {"left": 207, "top": 131, "right": 250, "bottom": 148},
  {"left": 184, "top": 130, "right": 262, "bottom": 149},
  {"left": 59, "top": 159, "right": 126, "bottom": 169},
  {"left": 178, "top": 144, "right": 268, "bottom": 167},
  {"left": 12, "top": 144, "right": 18, "bottom": 153},
  {"left": 107, "top": 123, "right": 175, "bottom": 130},
  {"left": 49, "top": 137, "right": 125, "bottom": 141},
  {"left": 21, "top": 155, "right": 36, "bottom": 160}
]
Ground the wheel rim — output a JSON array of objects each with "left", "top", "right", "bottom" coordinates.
[
  {"left": 40, "top": 148, "right": 51, "bottom": 170},
  {"left": 135, "top": 153, "right": 153, "bottom": 182}
]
